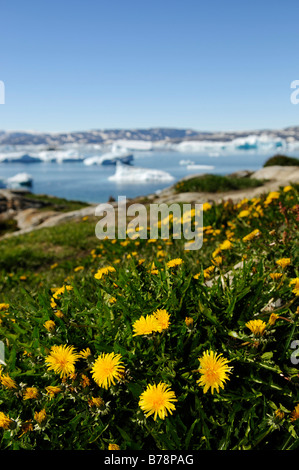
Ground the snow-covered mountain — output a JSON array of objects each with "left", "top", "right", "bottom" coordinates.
[
  {"left": 1, "top": 126, "right": 299, "bottom": 147},
  {"left": 0, "top": 128, "right": 201, "bottom": 146}
]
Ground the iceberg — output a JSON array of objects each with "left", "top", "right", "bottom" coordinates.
[
  {"left": 179, "top": 159, "right": 195, "bottom": 165},
  {"left": 36, "top": 149, "right": 84, "bottom": 163},
  {"left": 6, "top": 172, "right": 33, "bottom": 187},
  {"left": 186, "top": 164, "right": 215, "bottom": 171},
  {"left": 173, "top": 134, "right": 286, "bottom": 154},
  {"left": 83, "top": 151, "right": 134, "bottom": 166},
  {"left": 174, "top": 141, "right": 227, "bottom": 153},
  {"left": 0, "top": 153, "right": 42, "bottom": 163},
  {"left": 113, "top": 140, "right": 153, "bottom": 151},
  {"left": 108, "top": 163, "right": 174, "bottom": 183}
]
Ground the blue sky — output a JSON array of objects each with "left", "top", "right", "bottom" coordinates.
[{"left": 1, "top": 0, "right": 299, "bottom": 132}]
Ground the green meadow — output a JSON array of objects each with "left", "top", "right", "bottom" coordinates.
[{"left": 0, "top": 183, "right": 298, "bottom": 450}]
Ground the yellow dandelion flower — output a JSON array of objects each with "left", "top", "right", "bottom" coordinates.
[
  {"left": 50, "top": 263, "right": 58, "bottom": 270},
  {"left": 289, "top": 278, "right": 299, "bottom": 296},
  {"left": 202, "top": 202, "right": 212, "bottom": 211},
  {"left": 166, "top": 258, "right": 183, "bottom": 268},
  {"left": 132, "top": 314, "right": 160, "bottom": 336},
  {"left": 219, "top": 239, "right": 232, "bottom": 250},
  {"left": 290, "top": 404, "right": 299, "bottom": 422},
  {"left": 268, "top": 313, "right": 279, "bottom": 326},
  {"left": 43, "top": 320, "right": 55, "bottom": 332},
  {"left": 19, "top": 420, "right": 33, "bottom": 437},
  {"left": 153, "top": 309, "right": 170, "bottom": 332},
  {"left": 23, "top": 350, "right": 32, "bottom": 357},
  {"left": 54, "top": 309, "right": 64, "bottom": 318},
  {"left": 91, "top": 352, "right": 125, "bottom": 389},
  {"left": 45, "top": 385, "right": 62, "bottom": 399},
  {"left": 139, "top": 382, "right": 177, "bottom": 421},
  {"left": 45, "top": 344, "right": 80, "bottom": 378},
  {"left": 238, "top": 209, "right": 250, "bottom": 218},
  {"left": 52, "top": 285, "right": 73, "bottom": 299},
  {"left": 203, "top": 265, "right": 215, "bottom": 279},
  {"left": 74, "top": 266, "right": 84, "bottom": 272},
  {"left": 79, "top": 348, "right": 92, "bottom": 359},
  {"left": 94, "top": 266, "right": 116, "bottom": 280},
  {"left": 274, "top": 409, "right": 285, "bottom": 421},
  {"left": 185, "top": 317, "right": 194, "bottom": 327},
  {"left": 50, "top": 298, "right": 57, "bottom": 309},
  {"left": 283, "top": 185, "right": 293, "bottom": 192},
  {"left": 80, "top": 374, "right": 90, "bottom": 388},
  {"left": 252, "top": 205, "right": 264, "bottom": 217},
  {"left": 212, "top": 256, "right": 222, "bottom": 266},
  {"left": 242, "top": 229, "right": 260, "bottom": 242},
  {"left": 23, "top": 387, "right": 39, "bottom": 400},
  {"left": 225, "top": 229, "right": 235, "bottom": 240},
  {"left": 269, "top": 273, "right": 283, "bottom": 281},
  {"left": 88, "top": 396, "right": 105, "bottom": 408},
  {"left": 264, "top": 191, "right": 280, "bottom": 205},
  {"left": 157, "top": 250, "right": 166, "bottom": 258},
  {"left": 245, "top": 319, "right": 267, "bottom": 336},
  {"left": 108, "top": 444, "right": 120, "bottom": 450},
  {"left": 34, "top": 409, "right": 47, "bottom": 424},
  {"left": 196, "top": 350, "right": 232, "bottom": 394},
  {"left": 0, "top": 303, "right": 9, "bottom": 311},
  {"left": 150, "top": 262, "right": 159, "bottom": 275},
  {"left": 0, "top": 411, "right": 12, "bottom": 429},
  {"left": 1, "top": 373, "right": 17, "bottom": 390},
  {"left": 276, "top": 258, "right": 291, "bottom": 269}
]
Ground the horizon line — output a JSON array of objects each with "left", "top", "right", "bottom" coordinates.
[{"left": 1, "top": 123, "right": 298, "bottom": 135}]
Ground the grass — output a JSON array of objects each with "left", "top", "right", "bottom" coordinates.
[
  {"left": 174, "top": 173, "right": 264, "bottom": 193},
  {"left": 0, "top": 184, "right": 298, "bottom": 450},
  {"left": 20, "top": 192, "right": 90, "bottom": 212},
  {"left": 0, "top": 219, "right": 19, "bottom": 237},
  {"left": 263, "top": 154, "right": 299, "bottom": 167},
  {"left": 0, "top": 192, "right": 90, "bottom": 237}
]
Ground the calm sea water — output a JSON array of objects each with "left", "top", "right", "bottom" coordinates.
[{"left": 0, "top": 150, "right": 285, "bottom": 203}]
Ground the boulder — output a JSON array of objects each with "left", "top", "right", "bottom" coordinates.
[
  {"left": 14, "top": 208, "right": 57, "bottom": 230},
  {"left": 250, "top": 165, "right": 299, "bottom": 181}
]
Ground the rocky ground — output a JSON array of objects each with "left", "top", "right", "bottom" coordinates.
[{"left": 1, "top": 165, "right": 299, "bottom": 240}]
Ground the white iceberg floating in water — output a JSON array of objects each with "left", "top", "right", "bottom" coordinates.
[
  {"left": 173, "top": 134, "right": 286, "bottom": 154},
  {"left": 186, "top": 164, "right": 215, "bottom": 170},
  {"left": 84, "top": 151, "right": 133, "bottom": 166},
  {"left": 6, "top": 172, "right": 33, "bottom": 187},
  {"left": 113, "top": 140, "right": 153, "bottom": 151},
  {"left": 179, "top": 159, "right": 195, "bottom": 165},
  {"left": 174, "top": 141, "right": 227, "bottom": 153},
  {"left": 0, "top": 153, "right": 42, "bottom": 163},
  {"left": 36, "top": 149, "right": 84, "bottom": 163},
  {"left": 108, "top": 163, "right": 174, "bottom": 183}
]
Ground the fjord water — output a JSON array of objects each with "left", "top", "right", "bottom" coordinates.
[{"left": 0, "top": 150, "right": 285, "bottom": 203}]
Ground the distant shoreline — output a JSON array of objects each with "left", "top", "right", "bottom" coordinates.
[{"left": 1, "top": 164, "right": 299, "bottom": 240}]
